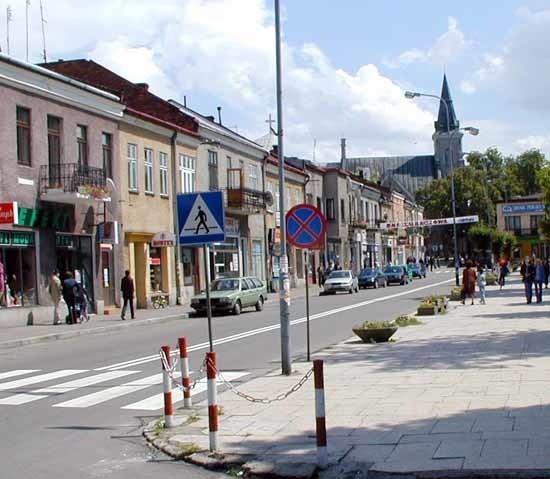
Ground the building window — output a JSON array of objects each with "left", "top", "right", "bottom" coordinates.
[
  {"left": 326, "top": 198, "right": 335, "bottom": 220},
  {"left": 248, "top": 164, "right": 259, "bottom": 190},
  {"left": 179, "top": 154, "right": 195, "bottom": 193},
  {"left": 101, "top": 132, "right": 112, "bottom": 179},
  {"left": 16, "top": 106, "right": 31, "bottom": 166},
  {"left": 47, "top": 115, "right": 62, "bottom": 184},
  {"left": 530, "top": 215, "right": 540, "bottom": 234},
  {"left": 504, "top": 215, "right": 521, "bottom": 232},
  {"left": 159, "top": 152, "right": 168, "bottom": 197},
  {"left": 144, "top": 148, "right": 154, "bottom": 194},
  {"left": 340, "top": 198, "right": 345, "bottom": 223},
  {"left": 251, "top": 240, "right": 264, "bottom": 279},
  {"left": 127, "top": 143, "right": 138, "bottom": 192},
  {"left": 76, "top": 125, "right": 88, "bottom": 167},
  {"left": 208, "top": 150, "right": 218, "bottom": 190}
]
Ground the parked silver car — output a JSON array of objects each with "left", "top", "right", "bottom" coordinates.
[{"left": 320, "top": 270, "right": 359, "bottom": 295}]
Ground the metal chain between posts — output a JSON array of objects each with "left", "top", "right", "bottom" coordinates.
[
  {"left": 159, "top": 348, "right": 206, "bottom": 393},
  {"left": 207, "top": 356, "right": 314, "bottom": 404}
]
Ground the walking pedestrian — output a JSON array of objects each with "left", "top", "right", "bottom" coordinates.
[
  {"left": 61, "top": 272, "right": 78, "bottom": 324},
  {"left": 461, "top": 261, "right": 477, "bottom": 305},
  {"left": 73, "top": 281, "right": 92, "bottom": 322},
  {"left": 544, "top": 258, "right": 550, "bottom": 289},
  {"left": 524, "top": 258, "right": 536, "bottom": 304},
  {"left": 48, "top": 269, "right": 62, "bottom": 325},
  {"left": 121, "top": 270, "right": 135, "bottom": 320},
  {"left": 498, "top": 261, "right": 509, "bottom": 290},
  {"left": 534, "top": 258, "right": 545, "bottom": 303},
  {"left": 477, "top": 265, "right": 486, "bottom": 305},
  {"left": 316, "top": 265, "right": 325, "bottom": 287}
]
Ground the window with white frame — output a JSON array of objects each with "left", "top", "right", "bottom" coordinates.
[
  {"left": 208, "top": 150, "right": 218, "bottom": 190},
  {"left": 159, "top": 152, "right": 168, "bottom": 196},
  {"left": 127, "top": 143, "right": 138, "bottom": 191},
  {"left": 144, "top": 148, "right": 154, "bottom": 194},
  {"left": 179, "top": 154, "right": 195, "bottom": 193},
  {"left": 248, "top": 164, "right": 259, "bottom": 190}
]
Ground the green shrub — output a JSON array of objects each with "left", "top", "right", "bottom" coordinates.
[
  {"left": 356, "top": 320, "right": 394, "bottom": 329},
  {"left": 394, "top": 316, "right": 423, "bottom": 327}
]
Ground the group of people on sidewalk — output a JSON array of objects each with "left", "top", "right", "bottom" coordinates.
[
  {"left": 460, "top": 256, "right": 549, "bottom": 306},
  {"left": 48, "top": 270, "right": 91, "bottom": 325}
]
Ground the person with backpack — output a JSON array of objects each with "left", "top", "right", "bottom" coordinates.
[{"left": 62, "top": 271, "right": 78, "bottom": 324}]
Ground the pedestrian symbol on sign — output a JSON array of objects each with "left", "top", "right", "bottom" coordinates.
[
  {"left": 195, "top": 206, "right": 209, "bottom": 234},
  {"left": 178, "top": 192, "right": 224, "bottom": 244}
]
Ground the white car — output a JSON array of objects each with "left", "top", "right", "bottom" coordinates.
[{"left": 321, "top": 270, "right": 359, "bottom": 295}]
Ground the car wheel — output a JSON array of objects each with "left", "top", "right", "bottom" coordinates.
[
  {"left": 255, "top": 296, "right": 264, "bottom": 311},
  {"left": 233, "top": 300, "right": 242, "bottom": 315}
]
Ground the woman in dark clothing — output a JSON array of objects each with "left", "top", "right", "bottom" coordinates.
[
  {"left": 461, "top": 261, "right": 477, "bottom": 305},
  {"left": 524, "top": 259, "right": 536, "bottom": 304}
]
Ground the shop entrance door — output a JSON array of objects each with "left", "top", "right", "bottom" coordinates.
[{"left": 101, "top": 250, "right": 115, "bottom": 306}]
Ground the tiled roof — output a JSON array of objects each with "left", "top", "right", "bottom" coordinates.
[{"left": 40, "top": 59, "right": 198, "bottom": 135}]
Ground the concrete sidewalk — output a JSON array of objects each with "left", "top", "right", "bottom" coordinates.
[{"left": 146, "top": 274, "right": 550, "bottom": 478}]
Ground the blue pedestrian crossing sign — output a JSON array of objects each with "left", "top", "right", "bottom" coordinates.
[{"left": 177, "top": 191, "right": 225, "bottom": 245}]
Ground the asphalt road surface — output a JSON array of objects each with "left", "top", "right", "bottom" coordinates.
[{"left": 0, "top": 269, "right": 454, "bottom": 479}]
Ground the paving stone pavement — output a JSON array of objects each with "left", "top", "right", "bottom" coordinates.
[{"left": 146, "top": 274, "right": 550, "bottom": 478}]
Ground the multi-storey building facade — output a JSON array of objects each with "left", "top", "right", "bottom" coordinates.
[
  {"left": 0, "top": 54, "right": 124, "bottom": 323},
  {"left": 42, "top": 60, "right": 200, "bottom": 309}
]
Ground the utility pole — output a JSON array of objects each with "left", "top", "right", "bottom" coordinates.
[{"left": 274, "top": 0, "right": 291, "bottom": 375}]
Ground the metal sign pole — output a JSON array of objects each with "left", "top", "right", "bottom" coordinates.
[
  {"left": 305, "top": 249, "right": 311, "bottom": 362},
  {"left": 203, "top": 244, "right": 214, "bottom": 352}
]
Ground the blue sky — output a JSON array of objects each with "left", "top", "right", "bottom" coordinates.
[{"left": 2, "top": 0, "right": 550, "bottom": 162}]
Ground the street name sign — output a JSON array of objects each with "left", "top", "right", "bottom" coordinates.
[
  {"left": 380, "top": 215, "right": 479, "bottom": 230},
  {"left": 177, "top": 192, "right": 225, "bottom": 245},
  {"left": 286, "top": 203, "right": 326, "bottom": 250}
]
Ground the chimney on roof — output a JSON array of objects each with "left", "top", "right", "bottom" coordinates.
[
  {"left": 57, "top": 59, "right": 64, "bottom": 62},
  {"left": 205, "top": 115, "right": 215, "bottom": 122},
  {"left": 136, "top": 83, "right": 149, "bottom": 91},
  {"left": 272, "top": 144, "right": 279, "bottom": 157},
  {"left": 340, "top": 138, "right": 347, "bottom": 168},
  {"left": 217, "top": 106, "right": 222, "bottom": 125}
]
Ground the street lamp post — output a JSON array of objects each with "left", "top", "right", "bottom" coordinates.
[{"left": 405, "top": 90, "right": 479, "bottom": 286}]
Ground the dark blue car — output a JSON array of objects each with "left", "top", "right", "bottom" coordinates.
[
  {"left": 358, "top": 267, "right": 387, "bottom": 289},
  {"left": 383, "top": 265, "right": 410, "bottom": 285}
]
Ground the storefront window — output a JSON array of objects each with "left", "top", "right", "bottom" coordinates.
[
  {"left": 212, "top": 238, "right": 239, "bottom": 278},
  {"left": 56, "top": 234, "right": 93, "bottom": 301},
  {"left": 149, "top": 247, "right": 163, "bottom": 292},
  {"left": 251, "top": 240, "right": 263, "bottom": 279},
  {"left": 0, "top": 231, "right": 37, "bottom": 308}
]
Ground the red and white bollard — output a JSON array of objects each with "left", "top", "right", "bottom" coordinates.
[
  {"left": 178, "top": 337, "right": 192, "bottom": 408},
  {"left": 206, "top": 351, "right": 218, "bottom": 451},
  {"left": 161, "top": 345, "right": 175, "bottom": 428},
  {"left": 314, "top": 359, "right": 328, "bottom": 468}
]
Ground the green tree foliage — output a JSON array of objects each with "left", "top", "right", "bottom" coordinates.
[
  {"left": 537, "top": 165, "right": 550, "bottom": 238},
  {"left": 467, "top": 224, "right": 517, "bottom": 258}
]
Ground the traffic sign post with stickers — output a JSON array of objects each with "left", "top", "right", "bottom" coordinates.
[
  {"left": 177, "top": 191, "right": 225, "bottom": 352},
  {"left": 286, "top": 204, "right": 327, "bottom": 361}
]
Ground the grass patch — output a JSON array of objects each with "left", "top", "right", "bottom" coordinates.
[
  {"left": 394, "top": 315, "right": 423, "bottom": 327},
  {"left": 152, "top": 419, "right": 164, "bottom": 436},
  {"left": 186, "top": 412, "right": 201, "bottom": 424},
  {"left": 176, "top": 442, "right": 201, "bottom": 456}
]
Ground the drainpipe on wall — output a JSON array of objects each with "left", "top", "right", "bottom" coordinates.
[
  {"left": 262, "top": 153, "right": 270, "bottom": 288},
  {"left": 171, "top": 131, "right": 183, "bottom": 304}
]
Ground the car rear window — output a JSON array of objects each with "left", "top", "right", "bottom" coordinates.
[{"left": 251, "top": 278, "right": 263, "bottom": 288}]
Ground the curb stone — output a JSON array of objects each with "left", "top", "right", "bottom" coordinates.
[{"left": 0, "top": 312, "right": 190, "bottom": 350}]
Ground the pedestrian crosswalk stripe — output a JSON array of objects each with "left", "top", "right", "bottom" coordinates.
[
  {"left": 53, "top": 372, "right": 180, "bottom": 408},
  {"left": 121, "top": 371, "right": 249, "bottom": 411},
  {"left": 0, "top": 370, "right": 139, "bottom": 406},
  {"left": 0, "top": 370, "right": 40, "bottom": 381},
  {"left": 0, "top": 369, "right": 86, "bottom": 391}
]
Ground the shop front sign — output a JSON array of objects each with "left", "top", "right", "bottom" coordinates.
[
  {"left": 151, "top": 231, "right": 176, "bottom": 247},
  {"left": 502, "top": 203, "right": 544, "bottom": 214},
  {"left": 15, "top": 205, "right": 71, "bottom": 230},
  {"left": 0, "top": 230, "right": 34, "bottom": 246},
  {"left": 0, "top": 202, "right": 18, "bottom": 225}
]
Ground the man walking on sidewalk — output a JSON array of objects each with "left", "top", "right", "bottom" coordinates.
[
  {"left": 48, "top": 269, "right": 62, "bottom": 325},
  {"left": 121, "top": 270, "right": 135, "bottom": 320},
  {"left": 524, "top": 258, "right": 536, "bottom": 304}
]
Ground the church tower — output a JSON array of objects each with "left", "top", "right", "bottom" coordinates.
[{"left": 432, "top": 74, "right": 463, "bottom": 179}]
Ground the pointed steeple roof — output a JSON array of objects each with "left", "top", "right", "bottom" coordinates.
[{"left": 435, "top": 74, "right": 459, "bottom": 132}]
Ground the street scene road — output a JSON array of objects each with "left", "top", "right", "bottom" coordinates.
[{"left": 0, "top": 271, "right": 453, "bottom": 478}]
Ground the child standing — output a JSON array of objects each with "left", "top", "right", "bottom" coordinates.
[{"left": 477, "top": 265, "right": 486, "bottom": 305}]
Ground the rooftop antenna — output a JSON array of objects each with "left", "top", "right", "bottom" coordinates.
[
  {"left": 25, "top": 0, "right": 30, "bottom": 62},
  {"left": 6, "top": 5, "right": 13, "bottom": 55},
  {"left": 39, "top": 0, "right": 47, "bottom": 62}
]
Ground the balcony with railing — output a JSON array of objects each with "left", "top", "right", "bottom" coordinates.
[
  {"left": 508, "top": 228, "right": 540, "bottom": 238},
  {"left": 224, "top": 167, "right": 270, "bottom": 214},
  {"left": 39, "top": 163, "right": 111, "bottom": 204}
]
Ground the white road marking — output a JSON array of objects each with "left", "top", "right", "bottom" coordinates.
[
  {"left": 121, "top": 371, "right": 249, "bottom": 411},
  {"left": 53, "top": 372, "right": 180, "bottom": 408},
  {"left": 0, "top": 370, "right": 86, "bottom": 391},
  {"left": 97, "top": 277, "right": 454, "bottom": 371},
  {"left": 0, "top": 370, "right": 141, "bottom": 406},
  {"left": 0, "top": 370, "right": 40, "bottom": 381}
]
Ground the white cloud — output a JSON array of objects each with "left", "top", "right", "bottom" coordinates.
[
  {"left": 515, "top": 135, "right": 550, "bottom": 152},
  {"left": 384, "top": 17, "right": 468, "bottom": 69},
  {"left": 0, "top": 0, "right": 445, "bottom": 162},
  {"left": 462, "top": 7, "right": 550, "bottom": 110}
]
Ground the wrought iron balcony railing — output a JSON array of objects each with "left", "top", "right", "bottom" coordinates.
[
  {"left": 224, "top": 186, "right": 271, "bottom": 212},
  {"left": 39, "top": 163, "right": 107, "bottom": 196}
]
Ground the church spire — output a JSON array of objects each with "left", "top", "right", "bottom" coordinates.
[{"left": 434, "top": 74, "right": 459, "bottom": 132}]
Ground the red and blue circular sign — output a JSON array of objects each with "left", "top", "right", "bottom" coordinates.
[{"left": 286, "top": 203, "right": 327, "bottom": 250}]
